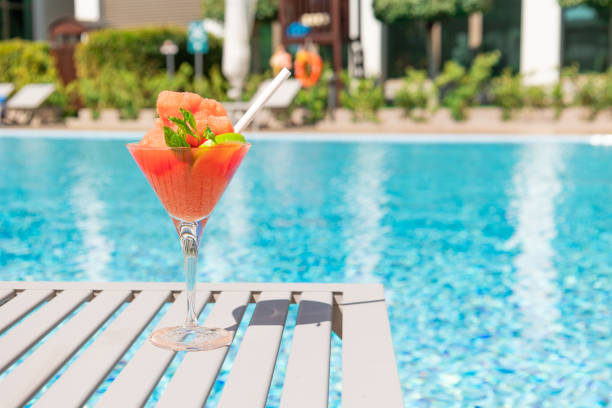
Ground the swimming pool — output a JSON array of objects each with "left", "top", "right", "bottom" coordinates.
[{"left": 1, "top": 134, "right": 612, "bottom": 406}]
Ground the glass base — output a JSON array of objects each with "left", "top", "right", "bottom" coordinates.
[{"left": 149, "top": 325, "right": 233, "bottom": 351}]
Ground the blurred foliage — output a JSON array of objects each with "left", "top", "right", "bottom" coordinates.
[
  {"left": 395, "top": 67, "right": 437, "bottom": 120},
  {"left": 202, "top": 0, "right": 278, "bottom": 21},
  {"left": 437, "top": 51, "right": 500, "bottom": 120},
  {"left": 523, "top": 85, "right": 548, "bottom": 109},
  {"left": 571, "top": 68, "right": 612, "bottom": 119},
  {"left": 373, "top": 0, "right": 491, "bottom": 22},
  {"left": 73, "top": 27, "right": 228, "bottom": 117},
  {"left": 0, "top": 40, "right": 57, "bottom": 87},
  {"left": 141, "top": 63, "right": 194, "bottom": 108},
  {"left": 242, "top": 70, "right": 271, "bottom": 101},
  {"left": 293, "top": 68, "right": 331, "bottom": 124},
  {"left": 340, "top": 72, "right": 384, "bottom": 122},
  {"left": 552, "top": 65, "right": 578, "bottom": 118},
  {"left": 488, "top": 63, "right": 612, "bottom": 121},
  {"left": 0, "top": 39, "right": 68, "bottom": 112},
  {"left": 490, "top": 68, "right": 522, "bottom": 120},
  {"left": 77, "top": 63, "right": 229, "bottom": 119},
  {"left": 434, "top": 61, "right": 465, "bottom": 89},
  {"left": 6, "top": 35, "right": 612, "bottom": 125},
  {"left": 558, "top": 0, "right": 612, "bottom": 7},
  {"left": 193, "top": 65, "right": 230, "bottom": 101},
  {"left": 75, "top": 27, "right": 222, "bottom": 80}
]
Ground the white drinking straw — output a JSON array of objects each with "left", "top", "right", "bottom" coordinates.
[{"left": 234, "top": 67, "right": 292, "bottom": 134}]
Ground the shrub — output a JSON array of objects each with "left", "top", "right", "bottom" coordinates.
[
  {"left": 192, "top": 65, "right": 229, "bottom": 101},
  {"left": 523, "top": 86, "right": 548, "bottom": 109},
  {"left": 142, "top": 63, "right": 195, "bottom": 108},
  {"left": 395, "top": 67, "right": 437, "bottom": 121},
  {"left": 202, "top": 0, "right": 278, "bottom": 21},
  {"left": 340, "top": 72, "right": 384, "bottom": 122},
  {"left": 552, "top": 65, "right": 578, "bottom": 119},
  {"left": 293, "top": 69, "right": 331, "bottom": 124},
  {"left": 0, "top": 40, "right": 58, "bottom": 87},
  {"left": 74, "top": 27, "right": 228, "bottom": 117},
  {"left": 436, "top": 51, "right": 500, "bottom": 120},
  {"left": 604, "top": 67, "right": 612, "bottom": 110},
  {"left": 242, "top": 70, "right": 271, "bottom": 102},
  {"left": 434, "top": 60, "right": 465, "bottom": 94},
  {"left": 0, "top": 39, "right": 67, "bottom": 111},
  {"left": 75, "top": 27, "right": 222, "bottom": 80},
  {"left": 490, "top": 68, "right": 522, "bottom": 120},
  {"left": 573, "top": 74, "right": 607, "bottom": 120},
  {"left": 77, "top": 67, "right": 144, "bottom": 119}
]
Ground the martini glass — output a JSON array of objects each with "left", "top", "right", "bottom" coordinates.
[{"left": 127, "top": 142, "right": 250, "bottom": 351}]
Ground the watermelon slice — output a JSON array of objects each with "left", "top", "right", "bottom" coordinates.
[
  {"left": 156, "top": 91, "right": 234, "bottom": 147},
  {"left": 138, "top": 91, "right": 234, "bottom": 148}
]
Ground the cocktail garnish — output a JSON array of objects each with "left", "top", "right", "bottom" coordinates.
[
  {"left": 164, "top": 108, "right": 200, "bottom": 147},
  {"left": 163, "top": 126, "right": 190, "bottom": 147},
  {"left": 201, "top": 126, "right": 247, "bottom": 147},
  {"left": 204, "top": 125, "right": 216, "bottom": 143},
  {"left": 216, "top": 133, "right": 247, "bottom": 143},
  {"left": 164, "top": 109, "right": 246, "bottom": 148}
]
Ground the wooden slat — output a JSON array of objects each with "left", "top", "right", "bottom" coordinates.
[
  {"left": 0, "top": 289, "right": 54, "bottom": 334},
  {"left": 0, "top": 289, "right": 14, "bottom": 306},
  {"left": 156, "top": 291, "right": 251, "bottom": 408},
  {"left": 0, "top": 290, "right": 130, "bottom": 408},
  {"left": 217, "top": 291, "right": 292, "bottom": 408},
  {"left": 280, "top": 292, "right": 333, "bottom": 408},
  {"left": 0, "top": 290, "right": 92, "bottom": 372},
  {"left": 0, "top": 280, "right": 362, "bottom": 294},
  {"left": 341, "top": 285, "right": 404, "bottom": 407},
  {"left": 33, "top": 290, "right": 170, "bottom": 408},
  {"left": 96, "top": 291, "right": 210, "bottom": 408}
]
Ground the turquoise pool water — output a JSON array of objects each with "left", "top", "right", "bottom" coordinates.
[{"left": 1, "top": 135, "right": 612, "bottom": 406}]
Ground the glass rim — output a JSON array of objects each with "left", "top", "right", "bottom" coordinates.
[{"left": 126, "top": 142, "right": 251, "bottom": 151}]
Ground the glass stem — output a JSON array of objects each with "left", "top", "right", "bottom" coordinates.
[{"left": 179, "top": 221, "right": 199, "bottom": 328}]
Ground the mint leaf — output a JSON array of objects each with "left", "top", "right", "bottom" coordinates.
[
  {"left": 169, "top": 117, "right": 195, "bottom": 138},
  {"left": 215, "top": 133, "right": 247, "bottom": 143},
  {"left": 164, "top": 126, "right": 189, "bottom": 147},
  {"left": 204, "top": 125, "right": 216, "bottom": 143},
  {"left": 180, "top": 108, "right": 198, "bottom": 134}
]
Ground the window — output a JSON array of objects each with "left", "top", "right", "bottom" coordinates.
[
  {"left": 0, "top": 0, "right": 32, "bottom": 40},
  {"left": 562, "top": 4, "right": 609, "bottom": 72},
  {"left": 386, "top": 21, "right": 428, "bottom": 78},
  {"left": 481, "top": 0, "right": 521, "bottom": 73}
]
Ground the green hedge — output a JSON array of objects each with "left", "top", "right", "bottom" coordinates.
[
  {"left": 0, "top": 40, "right": 59, "bottom": 89},
  {"left": 75, "top": 26, "right": 222, "bottom": 80},
  {"left": 0, "top": 39, "right": 67, "bottom": 109},
  {"left": 73, "top": 27, "right": 225, "bottom": 118}
]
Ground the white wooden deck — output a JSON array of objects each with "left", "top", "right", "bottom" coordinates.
[{"left": 0, "top": 282, "right": 403, "bottom": 407}]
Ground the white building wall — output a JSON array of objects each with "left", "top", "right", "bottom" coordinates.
[
  {"left": 360, "top": 0, "right": 382, "bottom": 77},
  {"left": 75, "top": 0, "right": 100, "bottom": 22},
  {"left": 520, "top": 0, "right": 562, "bottom": 85}
]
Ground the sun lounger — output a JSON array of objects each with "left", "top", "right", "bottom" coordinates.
[
  {"left": 0, "top": 281, "right": 403, "bottom": 407},
  {"left": 4, "top": 83, "right": 56, "bottom": 125},
  {"left": 224, "top": 79, "right": 302, "bottom": 128}
]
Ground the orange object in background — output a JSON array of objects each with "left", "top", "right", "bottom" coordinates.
[
  {"left": 270, "top": 45, "right": 293, "bottom": 76},
  {"left": 294, "top": 49, "right": 322, "bottom": 88}
]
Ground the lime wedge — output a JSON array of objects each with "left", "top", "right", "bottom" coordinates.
[{"left": 215, "top": 133, "right": 247, "bottom": 144}]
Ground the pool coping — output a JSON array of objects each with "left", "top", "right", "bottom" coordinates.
[{"left": 1, "top": 128, "right": 611, "bottom": 144}]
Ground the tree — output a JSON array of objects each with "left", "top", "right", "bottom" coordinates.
[
  {"left": 558, "top": 0, "right": 612, "bottom": 68},
  {"left": 373, "top": 0, "right": 491, "bottom": 77},
  {"left": 202, "top": 0, "right": 278, "bottom": 22}
]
